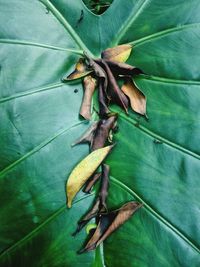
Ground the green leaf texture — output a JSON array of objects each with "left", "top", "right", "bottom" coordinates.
[{"left": 0, "top": 0, "right": 200, "bottom": 266}]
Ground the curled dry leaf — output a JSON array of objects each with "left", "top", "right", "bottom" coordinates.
[
  {"left": 98, "top": 164, "right": 110, "bottom": 210},
  {"left": 79, "top": 201, "right": 142, "bottom": 253},
  {"left": 105, "top": 60, "right": 143, "bottom": 76},
  {"left": 73, "top": 164, "right": 110, "bottom": 236},
  {"left": 80, "top": 76, "right": 97, "bottom": 120},
  {"left": 83, "top": 172, "right": 101, "bottom": 194},
  {"left": 92, "top": 115, "right": 117, "bottom": 151},
  {"left": 66, "top": 145, "right": 113, "bottom": 208},
  {"left": 71, "top": 121, "right": 98, "bottom": 147},
  {"left": 72, "top": 198, "right": 101, "bottom": 236},
  {"left": 63, "top": 58, "right": 92, "bottom": 81},
  {"left": 86, "top": 56, "right": 111, "bottom": 117},
  {"left": 72, "top": 115, "right": 117, "bottom": 151},
  {"left": 100, "top": 60, "right": 129, "bottom": 113},
  {"left": 101, "top": 44, "right": 132, "bottom": 63},
  {"left": 86, "top": 56, "right": 108, "bottom": 89},
  {"left": 98, "top": 80, "right": 111, "bottom": 118},
  {"left": 121, "top": 78, "right": 147, "bottom": 116}
]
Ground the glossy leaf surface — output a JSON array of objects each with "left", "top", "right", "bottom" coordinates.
[{"left": 0, "top": 0, "right": 200, "bottom": 266}]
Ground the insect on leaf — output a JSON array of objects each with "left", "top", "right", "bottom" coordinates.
[{"left": 66, "top": 145, "right": 114, "bottom": 208}]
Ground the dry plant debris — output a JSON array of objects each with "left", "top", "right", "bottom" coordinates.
[{"left": 63, "top": 44, "right": 146, "bottom": 253}]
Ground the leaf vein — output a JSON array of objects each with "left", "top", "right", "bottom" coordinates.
[
  {"left": 0, "top": 38, "right": 83, "bottom": 54},
  {"left": 0, "top": 121, "right": 86, "bottom": 179},
  {"left": 131, "top": 23, "right": 200, "bottom": 47},
  {"left": 40, "top": 0, "right": 94, "bottom": 57},
  {"left": 110, "top": 176, "right": 200, "bottom": 255},
  {"left": 0, "top": 193, "right": 94, "bottom": 260},
  {"left": 119, "top": 113, "right": 200, "bottom": 160}
]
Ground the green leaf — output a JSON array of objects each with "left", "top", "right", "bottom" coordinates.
[{"left": 0, "top": 0, "right": 200, "bottom": 266}]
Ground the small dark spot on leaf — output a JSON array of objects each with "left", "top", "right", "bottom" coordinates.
[
  {"left": 74, "top": 89, "right": 78, "bottom": 93},
  {"left": 134, "top": 121, "right": 140, "bottom": 127},
  {"left": 46, "top": 7, "right": 49, "bottom": 14},
  {"left": 153, "top": 139, "right": 163, "bottom": 144}
]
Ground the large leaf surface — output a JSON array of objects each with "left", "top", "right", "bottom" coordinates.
[{"left": 0, "top": 0, "right": 200, "bottom": 266}]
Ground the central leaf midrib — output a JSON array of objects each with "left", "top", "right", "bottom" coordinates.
[{"left": 40, "top": 0, "right": 94, "bottom": 57}]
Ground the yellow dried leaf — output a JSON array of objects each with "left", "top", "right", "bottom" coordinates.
[
  {"left": 121, "top": 79, "right": 146, "bottom": 116},
  {"left": 66, "top": 145, "right": 113, "bottom": 208},
  {"left": 101, "top": 44, "right": 132, "bottom": 63},
  {"left": 63, "top": 58, "right": 92, "bottom": 81}
]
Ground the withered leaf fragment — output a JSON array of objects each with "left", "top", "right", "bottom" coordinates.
[
  {"left": 105, "top": 60, "right": 143, "bottom": 77},
  {"left": 98, "top": 80, "right": 111, "bottom": 118},
  {"left": 98, "top": 164, "right": 110, "bottom": 210},
  {"left": 63, "top": 58, "right": 92, "bottom": 81},
  {"left": 92, "top": 115, "right": 117, "bottom": 151},
  {"left": 72, "top": 198, "right": 101, "bottom": 236},
  {"left": 83, "top": 172, "right": 101, "bottom": 194},
  {"left": 80, "top": 76, "right": 97, "bottom": 120},
  {"left": 66, "top": 145, "right": 113, "bottom": 208},
  {"left": 100, "top": 60, "right": 129, "bottom": 113},
  {"left": 71, "top": 121, "right": 98, "bottom": 147},
  {"left": 101, "top": 44, "right": 132, "bottom": 63},
  {"left": 79, "top": 201, "right": 142, "bottom": 253},
  {"left": 73, "top": 164, "right": 110, "bottom": 236},
  {"left": 85, "top": 55, "right": 108, "bottom": 89},
  {"left": 121, "top": 78, "right": 147, "bottom": 117},
  {"left": 73, "top": 115, "right": 117, "bottom": 151}
]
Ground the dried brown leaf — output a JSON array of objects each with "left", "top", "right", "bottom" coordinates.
[
  {"left": 85, "top": 56, "right": 108, "bottom": 89},
  {"left": 98, "top": 164, "right": 110, "bottom": 210},
  {"left": 80, "top": 76, "right": 97, "bottom": 120},
  {"left": 63, "top": 58, "right": 92, "bottom": 81},
  {"left": 101, "top": 44, "right": 132, "bottom": 63},
  {"left": 83, "top": 172, "right": 101, "bottom": 194},
  {"left": 100, "top": 60, "right": 129, "bottom": 113},
  {"left": 92, "top": 115, "right": 117, "bottom": 151},
  {"left": 98, "top": 80, "right": 111, "bottom": 118},
  {"left": 71, "top": 121, "right": 98, "bottom": 147},
  {"left": 79, "top": 201, "right": 142, "bottom": 253},
  {"left": 121, "top": 78, "right": 146, "bottom": 116},
  {"left": 105, "top": 60, "right": 143, "bottom": 76},
  {"left": 73, "top": 164, "right": 110, "bottom": 236}
]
